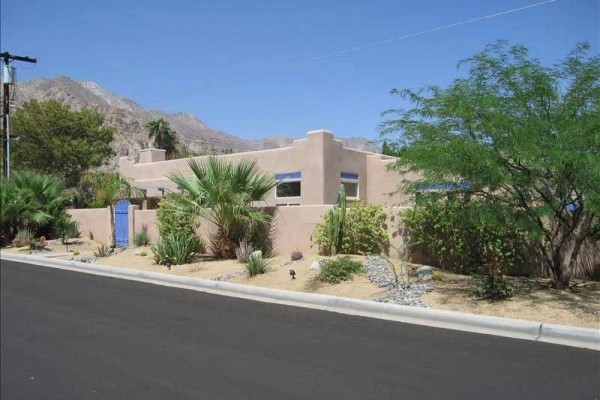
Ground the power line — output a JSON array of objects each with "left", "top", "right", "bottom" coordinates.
[{"left": 15, "top": 0, "right": 559, "bottom": 143}]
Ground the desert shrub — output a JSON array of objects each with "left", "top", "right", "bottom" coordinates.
[
  {"left": 73, "top": 251, "right": 80, "bottom": 256},
  {"left": 28, "top": 236, "right": 48, "bottom": 251},
  {"left": 94, "top": 245, "right": 112, "bottom": 257},
  {"left": 402, "top": 194, "right": 537, "bottom": 275},
  {"left": 140, "top": 252, "right": 147, "bottom": 257},
  {"left": 473, "top": 274, "right": 515, "bottom": 300},
  {"left": 54, "top": 215, "right": 80, "bottom": 244},
  {"left": 12, "top": 229, "right": 34, "bottom": 247},
  {"left": 432, "top": 271, "right": 443, "bottom": 282},
  {"left": 246, "top": 250, "right": 269, "bottom": 277},
  {"left": 133, "top": 224, "right": 151, "bottom": 247},
  {"left": 235, "top": 238, "right": 253, "bottom": 263},
  {"left": 291, "top": 250, "right": 303, "bottom": 261},
  {"left": 151, "top": 234, "right": 200, "bottom": 267},
  {"left": 157, "top": 195, "right": 198, "bottom": 238},
  {"left": 314, "top": 203, "right": 389, "bottom": 256},
  {"left": 318, "top": 256, "right": 364, "bottom": 284}
]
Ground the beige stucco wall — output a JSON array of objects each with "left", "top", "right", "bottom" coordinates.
[
  {"left": 118, "top": 130, "right": 415, "bottom": 207},
  {"left": 68, "top": 207, "right": 112, "bottom": 246},
  {"left": 132, "top": 210, "right": 160, "bottom": 244}
]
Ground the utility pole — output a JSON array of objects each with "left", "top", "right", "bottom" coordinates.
[{"left": 1, "top": 52, "right": 37, "bottom": 178}]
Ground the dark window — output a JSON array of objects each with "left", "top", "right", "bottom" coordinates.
[
  {"left": 276, "top": 181, "right": 301, "bottom": 197},
  {"left": 342, "top": 181, "right": 358, "bottom": 198}
]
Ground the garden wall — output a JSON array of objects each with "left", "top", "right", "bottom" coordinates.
[
  {"left": 68, "top": 206, "right": 414, "bottom": 257},
  {"left": 68, "top": 207, "right": 112, "bottom": 246}
]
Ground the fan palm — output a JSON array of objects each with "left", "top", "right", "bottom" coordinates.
[
  {"left": 0, "top": 171, "right": 67, "bottom": 244},
  {"left": 145, "top": 119, "right": 177, "bottom": 155},
  {"left": 169, "top": 157, "right": 277, "bottom": 258}
]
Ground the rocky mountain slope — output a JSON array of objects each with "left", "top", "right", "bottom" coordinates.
[{"left": 14, "top": 77, "right": 379, "bottom": 166}]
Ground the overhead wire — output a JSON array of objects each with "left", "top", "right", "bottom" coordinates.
[{"left": 12, "top": 0, "right": 559, "bottom": 149}]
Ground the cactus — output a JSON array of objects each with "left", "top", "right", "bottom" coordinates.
[{"left": 327, "top": 185, "right": 347, "bottom": 255}]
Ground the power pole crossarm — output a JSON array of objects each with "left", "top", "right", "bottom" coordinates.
[{"left": 0, "top": 52, "right": 37, "bottom": 64}]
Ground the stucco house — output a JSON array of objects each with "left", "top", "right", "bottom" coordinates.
[{"left": 118, "top": 129, "right": 418, "bottom": 207}]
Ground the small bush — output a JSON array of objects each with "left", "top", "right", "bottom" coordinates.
[
  {"left": 73, "top": 251, "right": 80, "bottom": 256},
  {"left": 318, "top": 256, "right": 364, "bottom": 284},
  {"left": 291, "top": 250, "right": 303, "bottom": 261},
  {"left": 246, "top": 250, "right": 269, "bottom": 277},
  {"left": 140, "top": 251, "right": 147, "bottom": 257},
  {"left": 55, "top": 215, "right": 80, "bottom": 244},
  {"left": 133, "top": 224, "right": 151, "bottom": 247},
  {"left": 151, "top": 234, "right": 200, "bottom": 267},
  {"left": 401, "top": 195, "right": 537, "bottom": 275},
  {"left": 94, "top": 245, "right": 112, "bottom": 257},
  {"left": 157, "top": 195, "right": 198, "bottom": 238},
  {"left": 432, "top": 271, "right": 443, "bottom": 281},
  {"left": 28, "top": 236, "right": 48, "bottom": 251},
  {"left": 314, "top": 203, "right": 389, "bottom": 255},
  {"left": 12, "top": 229, "right": 34, "bottom": 247},
  {"left": 473, "top": 274, "right": 515, "bottom": 300},
  {"left": 235, "top": 238, "right": 253, "bottom": 263}
]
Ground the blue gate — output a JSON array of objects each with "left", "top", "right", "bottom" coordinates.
[{"left": 114, "top": 199, "right": 130, "bottom": 247}]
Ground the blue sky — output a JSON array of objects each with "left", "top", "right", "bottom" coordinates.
[{"left": 1, "top": 0, "right": 598, "bottom": 141}]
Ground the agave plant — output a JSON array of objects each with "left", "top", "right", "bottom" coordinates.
[{"left": 169, "top": 157, "right": 277, "bottom": 259}]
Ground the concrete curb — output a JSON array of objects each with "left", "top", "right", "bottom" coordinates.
[{"left": 2, "top": 252, "right": 599, "bottom": 350}]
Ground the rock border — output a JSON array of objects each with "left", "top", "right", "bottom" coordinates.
[{"left": 1, "top": 252, "right": 598, "bottom": 350}]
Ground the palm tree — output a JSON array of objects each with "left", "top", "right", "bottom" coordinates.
[
  {"left": 145, "top": 119, "right": 177, "bottom": 155},
  {"left": 0, "top": 171, "right": 67, "bottom": 244},
  {"left": 168, "top": 157, "right": 277, "bottom": 259},
  {"left": 78, "top": 172, "right": 143, "bottom": 247}
]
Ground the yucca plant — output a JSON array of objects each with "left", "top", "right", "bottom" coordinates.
[
  {"left": 168, "top": 157, "right": 277, "bottom": 259},
  {"left": 151, "top": 234, "right": 200, "bottom": 267},
  {"left": 133, "top": 224, "right": 151, "bottom": 247},
  {"left": 246, "top": 250, "right": 269, "bottom": 277}
]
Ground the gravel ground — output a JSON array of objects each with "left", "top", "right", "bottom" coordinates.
[{"left": 365, "top": 255, "right": 432, "bottom": 307}]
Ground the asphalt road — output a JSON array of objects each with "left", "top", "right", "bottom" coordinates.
[{"left": 1, "top": 260, "right": 599, "bottom": 400}]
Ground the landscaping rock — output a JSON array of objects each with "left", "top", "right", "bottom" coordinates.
[
  {"left": 365, "top": 255, "right": 432, "bottom": 307},
  {"left": 416, "top": 266, "right": 433, "bottom": 281},
  {"left": 310, "top": 261, "right": 324, "bottom": 270},
  {"left": 134, "top": 249, "right": 142, "bottom": 256}
]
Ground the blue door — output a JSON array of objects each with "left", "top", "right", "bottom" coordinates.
[{"left": 114, "top": 199, "right": 130, "bottom": 247}]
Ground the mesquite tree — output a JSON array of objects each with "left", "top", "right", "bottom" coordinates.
[{"left": 381, "top": 42, "right": 599, "bottom": 289}]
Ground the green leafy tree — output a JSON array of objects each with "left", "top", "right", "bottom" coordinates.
[
  {"left": 168, "top": 157, "right": 277, "bottom": 259},
  {"left": 381, "top": 140, "right": 401, "bottom": 157},
  {"left": 381, "top": 42, "right": 600, "bottom": 289},
  {"left": 10, "top": 100, "right": 114, "bottom": 187},
  {"left": 145, "top": 119, "right": 178, "bottom": 156},
  {"left": 78, "top": 172, "right": 142, "bottom": 247}
]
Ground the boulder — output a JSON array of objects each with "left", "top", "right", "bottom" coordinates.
[
  {"left": 416, "top": 266, "right": 433, "bottom": 281},
  {"left": 310, "top": 261, "right": 324, "bottom": 270}
]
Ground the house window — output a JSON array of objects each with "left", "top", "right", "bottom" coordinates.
[
  {"left": 341, "top": 172, "right": 359, "bottom": 198},
  {"left": 275, "top": 172, "right": 301, "bottom": 198}
]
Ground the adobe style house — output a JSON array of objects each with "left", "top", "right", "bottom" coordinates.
[{"left": 118, "top": 129, "right": 418, "bottom": 207}]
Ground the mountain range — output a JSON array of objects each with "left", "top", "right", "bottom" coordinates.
[{"left": 13, "top": 77, "right": 379, "bottom": 167}]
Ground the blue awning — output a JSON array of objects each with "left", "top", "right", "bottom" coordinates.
[
  {"left": 341, "top": 172, "right": 359, "bottom": 180},
  {"left": 276, "top": 172, "right": 301, "bottom": 180}
]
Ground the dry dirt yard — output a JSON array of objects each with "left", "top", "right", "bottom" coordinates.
[{"left": 3, "top": 239, "right": 599, "bottom": 329}]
